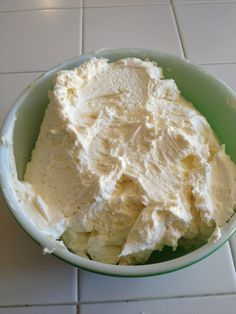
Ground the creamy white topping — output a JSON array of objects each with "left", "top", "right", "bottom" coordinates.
[{"left": 21, "top": 58, "right": 236, "bottom": 265}]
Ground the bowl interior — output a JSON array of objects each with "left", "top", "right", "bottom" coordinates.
[{"left": 9, "top": 48, "right": 236, "bottom": 266}]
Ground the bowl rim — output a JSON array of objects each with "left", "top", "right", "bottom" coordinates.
[{"left": 0, "top": 47, "right": 236, "bottom": 277}]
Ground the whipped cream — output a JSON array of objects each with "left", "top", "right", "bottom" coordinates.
[{"left": 20, "top": 58, "right": 236, "bottom": 265}]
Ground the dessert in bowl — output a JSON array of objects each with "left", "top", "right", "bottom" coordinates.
[{"left": 0, "top": 48, "right": 235, "bottom": 276}]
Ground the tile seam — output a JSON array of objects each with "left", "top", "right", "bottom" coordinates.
[
  {"left": 79, "top": 292, "right": 236, "bottom": 305},
  {"left": 0, "top": 7, "right": 83, "bottom": 13},
  {"left": 1, "top": 292, "right": 236, "bottom": 308},
  {"left": 170, "top": 0, "right": 186, "bottom": 59},
  {"left": 0, "top": 303, "right": 78, "bottom": 309},
  {"left": 0, "top": 3, "right": 171, "bottom": 13},
  {"left": 0, "top": 2, "right": 235, "bottom": 12}
]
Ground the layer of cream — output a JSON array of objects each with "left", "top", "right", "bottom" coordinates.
[{"left": 21, "top": 58, "right": 236, "bottom": 265}]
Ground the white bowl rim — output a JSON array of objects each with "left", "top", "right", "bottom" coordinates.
[{"left": 0, "top": 47, "right": 236, "bottom": 277}]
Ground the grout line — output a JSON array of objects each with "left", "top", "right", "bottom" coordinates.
[
  {"left": 170, "top": 0, "right": 186, "bottom": 59},
  {"left": 0, "top": 7, "right": 83, "bottom": 13},
  {"left": 0, "top": 3, "right": 170, "bottom": 13},
  {"left": 1, "top": 292, "right": 236, "bottom": 308},
  {"left": 79, "top": 292, "right": 236, "bottom": 305},
  {"left": 0, "top": 1, "right": 235, "bottom": 13},
  {"left": 0, "top": 303, "right": 78, "bottom": 309}
]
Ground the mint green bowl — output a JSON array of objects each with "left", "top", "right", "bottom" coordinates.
[{"left": 0, "top": 48, "right": 236, "bottom": 277}]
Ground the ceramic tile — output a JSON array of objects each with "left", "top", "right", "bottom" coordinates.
[
  {"left": 202, "top": 63, "right": 236, "bottom": 91},
  {"left": 83, "top": 5, "right": 183, "bottom": 56},
  {"left": 0, "top": 306, "right": 77, "bottom": 314},
  {"left": 0, "top": 72, "right": 43, "bottom": 127},
  {"left": 0, "top": 9, "right": 81, "bottom": 73},
  {"left": 84, "top": 0, "right": 169, "bottom": 7},
  {"left": 79, "top": 243, "right": 236, "bottom": 302},
  {"left": 0, "top": 193, "right": 77, "bottom": 306},
  {"left": 80, "top": 295, "right": 236, "bottom": 314},
  {"left": 173, "top": 3, "right": 236, "bottom": 63},
  {"left": 0, "top": 0, "right": 82, "bottom": 11}
]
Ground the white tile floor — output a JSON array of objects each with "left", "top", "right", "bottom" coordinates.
[
  {"left": 0, "top": 197, "right": 77, "bottom": 306},
  {"left": 173, "top": 2, "right": 236, "bottom": 63},
  {"left": 0, "top": 1, "right": 235, "bottom": 313},
  {"left": 83, "top": 4, "right": 183, "bottom": 55},
  {"left": 0, "top": 9, "right": 81, "bottom": 72}
]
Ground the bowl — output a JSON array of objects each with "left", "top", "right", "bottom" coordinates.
[{"left": 0, "top": 48, "right": 236, "bottom": 277}]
